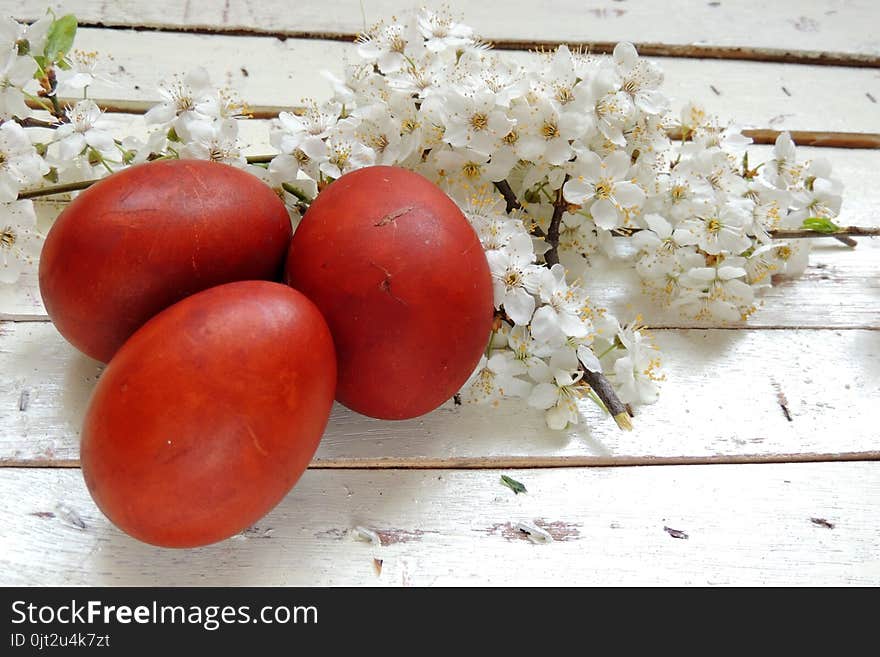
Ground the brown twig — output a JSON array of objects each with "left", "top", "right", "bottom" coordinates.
[
  {"left": 610, "top": 225, "right": 877, "bottom": 247},
  {"left": 493, "top": 179, "right": 523, "bottom": 213},
  {"left": 771, "top": 227, "right": 879, "bottom": 240},
  {"left": 24, "top": 92, "right": 880, "bottom": 149},
  {"left": 579, "top": 365, "right": 633, "bottom": 431},
  {"left": 668, "top": 127, "right": 880, "bottom": 150},
  {"left": 17, "top": 179, "right": 101, "bottom": 199},
  {"left": 13, "top": 116, "right": 62, "bottom": 129},
  {"left": 16, "top": 154, "right": 284, "bottom": 200},
  {"left": 492, "top": 179, "right": 547, "bottom": 238},
  {"left": 543, "top": 178, "right": 569, "bottom": 267}
]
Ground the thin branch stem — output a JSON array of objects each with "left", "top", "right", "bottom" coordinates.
[
  {"left": 579, "top": 364, "right": 633, "bottom": 431},
  {"left": 609, "top": 225, "right": 879, "bottom": 246},
  {"left": 15, "top": 154, "right": 281, "bottom": 199},
  {"left": 18, "top": 179, "right": 102, "bottom": 199},
  {"left": 492, "top": 179, "right": 547, "bottom": 238},
  {"left": 13, "top": 116, "right": 61, "bottom": 129},
  {"left": 493, "top": 179, "right": 522, "bottom": 213},
  {"left": 771, "top": 227, "right": 880, "bottom": 240},
  {"left": 543, "top": 178, "right": 569, "bottom": 267}
]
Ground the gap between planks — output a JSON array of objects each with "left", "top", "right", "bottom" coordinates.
[
  {"left": 57, "top": 20, "right": 880, "bottom": 69},
  {"left": 4, "top": 451, "right": 880, "bottom": 470}
]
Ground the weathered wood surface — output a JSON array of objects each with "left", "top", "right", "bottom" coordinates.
[
  {"left": 2, "top": 463, "right": 877, "bottom": 585},
  {"left": 2, "top": 0, "right": 878, "bottom": 586},
  {"left": 9, "top": 0, "right": 880, "bottom": 57},
  {"left": 3, "top": 324, "right": 878, "bottom": 466}
]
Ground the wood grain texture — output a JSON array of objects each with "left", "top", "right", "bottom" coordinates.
[
  {"left": 2, "top": 324, "right": 878, "bottom": 466},
  {"left": 8, "top": 0, "right": 880, "bottom": 57},
  {"left": 28, "top": 28, "right": 880, "bottom": 134},
  {"left": 1, "top": 463, "right": 877, "bottom": 585}
]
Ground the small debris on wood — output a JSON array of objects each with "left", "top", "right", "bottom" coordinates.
[
  {"left": 18, "top": 389, "right": 30, "bottom": 412},
  {"left": 810, "top": 517, "right": 835, "bottom": 529},
  {"left": 515, "top": 521, "right": 554, "bottom": 544},
  {"left": 374, "top": 528, "right": 429, "bottom": 545},
  {"left": 664, "top": 525, "right": 689, "bottom": 540},
  {"left": 710, "top": 84, "right": 721, "bottom": 96},
  {"left": 867, "top": 92, "right": 876, "bottom": 104},
  {"left": 240, "top": 66, "right": 249, "bottom": 77},
  {"left": 29, "top": 511, "right": 55, "bottom": 519},
  {"left": 54, "top": 503, "right": 86, "bottom": 530},
  {"left": 500, "top": 475, "right": 527, "bottom": 495},
  {"left": 453, "top": 393, "right": 462, "bottom": 406},
  {"left": 485, "top": 519, "right": 580, "bottom": 542},
  {"left": 771, "top": 379, "right": 793, "bottom": 421},
  {"left": 236, "top": 525, "right": 274, "bottom": 539},
  {"left": 373, "top": 558, "right": 384, "bottom": 576},
  {"left": 352, "top": 526, "right": 381, "bottom": 545},
  {"left": 781, "top": 86, "right": 792, "bottom": 97}
]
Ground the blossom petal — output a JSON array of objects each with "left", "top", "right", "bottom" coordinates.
[
  {"left": 604, "top": 150, "right": 631, "bottom": 179},
  {"left": 504, "top": 287, "right": 536, "bottom": 325},
  {"left": 545, "top": 403, "right": 572, "bottom": 430},
  {"left": 591, "top": 198, "right": 620, "bottom": 230},
  {"left": 577, "top": 346, "right": 603, "bottom": 373},
  {"left": 528, "top": 382, "right": 558, "bottom": 410},
  {"left": 613, "top": 181, "right": 645, "bottom": 208},
  {"left": 562, "top": 177, "right": 592, "bottom": 204}
]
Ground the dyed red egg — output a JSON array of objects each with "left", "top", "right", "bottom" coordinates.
[
  {"left": 80, "top": 281, "right": 336, "bottom": 548},
  {"left": 39, "top": 159, "right": 292, "bottom": 363},
  {"left": 286, "top": 166, "right": 493, "bottom": 420}
]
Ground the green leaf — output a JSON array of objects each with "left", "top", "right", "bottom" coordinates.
[
  {"left": 500, "top": 475, "right": 527, "bottom": 495},
  {"left": 802, "top": 216, "right": 840, "bottom": 234},
  {"left": 44, "top": 14, "right": 77, "bottom": 63},
  {"left": 32, "top": 55, "right": 49, "bottom": 79}
]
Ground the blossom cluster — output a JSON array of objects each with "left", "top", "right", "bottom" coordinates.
[{"left": 0, "top": 9, "right": 844, "bottom": 429}]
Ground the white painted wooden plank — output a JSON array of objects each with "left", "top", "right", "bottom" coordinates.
[
  {"left": 9, "top": 0, "right": 880, "bottom": 56},
  {"left": 2, "top": 324, "right": 878, "bottom": 465},
  {"left": 36, "top": 28, "right": 880, "bottom": 134},
  {"left": 4, "top": 146, "right": 877, "bottom": 324},
  {"left": 1, "top": 463, "right": 877, "bottom": 585}
]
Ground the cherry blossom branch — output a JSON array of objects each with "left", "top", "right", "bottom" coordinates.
[
  {"left": 16, "top": 155, "right": 280, "bottom": 200},
  {"left": 609, "top": 226, "right": 878, "bottom": 246},
  {"left": 491, "top": 184, "right": 632, "bottom": 431}
]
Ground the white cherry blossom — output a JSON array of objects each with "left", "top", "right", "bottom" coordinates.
[
  {"left": 485, "top": 232, "right": 539, "bottom": 325},
  {"left": 0, "top": 200, "right": 41, "bottom": 284},
  {"left": 54, "top": 99, "right": 116, "bottom": 161},
  {"left": 0, "top": 121, "right": 48, "bottom": 201},
  {"left": 563, "top": 150, "right": 645, "bottom": 229}
]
